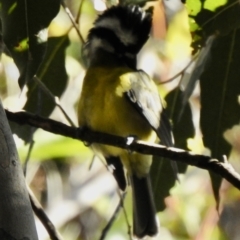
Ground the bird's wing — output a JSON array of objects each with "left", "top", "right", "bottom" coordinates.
[
  {"left": 124, "top": 70, "right": 179, "bottom": 178},
  {"left": 124, "top": 70, "right": 162, "bottom": 131},
  {"left": 123, "top": 70, "right": 173, "bottom": 146}
]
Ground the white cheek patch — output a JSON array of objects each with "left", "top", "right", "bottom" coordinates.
[{"left": 95, "top": 17, "right": 137, "bottom": 46}]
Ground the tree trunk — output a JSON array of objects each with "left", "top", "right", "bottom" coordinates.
[{"left": 0, "top": 99, "right": 38, "bottom": 239}]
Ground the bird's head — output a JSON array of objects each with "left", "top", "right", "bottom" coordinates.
[{"left": 84, "top": 5, "right": 153, "bottom": 68}]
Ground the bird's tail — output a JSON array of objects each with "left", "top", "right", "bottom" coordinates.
[{"left": 130, "top": 174, "right": 158, "bottom": 238}]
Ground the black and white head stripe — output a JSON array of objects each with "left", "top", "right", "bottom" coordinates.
[{"left": 85, "top": 5, "right": 153, "bottom": 57}]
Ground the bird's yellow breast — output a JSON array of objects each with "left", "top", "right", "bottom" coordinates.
[{"left": 78, "top": 67, "right": 157, "bottom": 176}]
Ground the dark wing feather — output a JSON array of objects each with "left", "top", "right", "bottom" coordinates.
[
  {"left": 124, "top": 70, "right": 179, "bottom": 177},
  {"left": 124, "top": 70, "right": 162, "bottom": 131},
  {"left": 124, "top": 70, "right": 173, "bottom": 142}
]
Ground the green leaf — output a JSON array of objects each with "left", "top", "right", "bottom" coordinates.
[
  {"left": 181, "top": 35, "right": 215, "bottom": 113},
  {"left": 186, "top": 0, "right": 202, "bottom": 16},
  {"left": 150, "top": 88, "right": 194, "bottom": 211},
  {"left": 11, "top": 35, "right": 69, "bottom": 142},
  {"left": 200, "top": 29, "right": 240, "bottom": 205},
  {"left": 193, "top": 0, "right": 240, "bottom": 36},
  {"left": 150, "top": 156, "right": 175, "bottom": 211},
  {"left": 186, "top": 0, "right": 227, "bottom": 16},
  {"left": 204, "top": 0, "right": 227, "bottom": 12},
  {"left": 24, "top": 35, "right": 69, "bottom": 116},
  {"left": 0, "top": 0, "right": 61, "bottom": 88},
  {"left": 165, "top": 87, "right": 195, "bottom": 153}
]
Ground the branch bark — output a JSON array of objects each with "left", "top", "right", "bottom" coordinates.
[
  {"left": 0, "top": 104, "right": 38, "bottom": 239},
  {"left": 5, "top": 109, "right": 240, "bottom": 190}
]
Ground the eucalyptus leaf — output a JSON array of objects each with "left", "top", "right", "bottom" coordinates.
[
  {"left": 11, "top": 36, "right": 69, "bottom": 142},
  {"left": 24, "top": 36, "right": 69, "bottom": 117},
  {"left": 151, "top": 88, "right": 194, "bottom": 211},
  {"left": 181, "top": 35, "right": 215, "bottom": 117},
  {"left": 0, "top": 0, "right": 61, "bottom": 88},
  {"left": 200, "top": 29, "right": 240, "bottom": 206}
]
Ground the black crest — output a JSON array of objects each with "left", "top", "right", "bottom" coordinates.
[{"left": 86, "top": 5, "right": 153, "bottom": 55}]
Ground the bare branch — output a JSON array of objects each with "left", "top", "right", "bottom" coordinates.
[
  {"left": 5, "top": 109, "right": 240, "bottom": 190},
  {"left": 28, "top": 189, "right": 63, "bottom": 240},
  {"left": 61, "top": 1, "right": 85, "bottom": 44},
  {"left": 99, "top": 193, "right": 127, "bottom": 240}
]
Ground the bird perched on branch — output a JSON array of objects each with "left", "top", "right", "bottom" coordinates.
[{"left": 78, "top": 4, "right": 176, "bottom": 238}]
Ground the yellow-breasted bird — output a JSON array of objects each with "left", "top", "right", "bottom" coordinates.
[{"left": 78, "top": 5, "right": 176, "bottom": 238}]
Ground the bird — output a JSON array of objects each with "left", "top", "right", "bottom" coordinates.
[{"left": 78, "top": 4, "right": 176, "bottom": 238}]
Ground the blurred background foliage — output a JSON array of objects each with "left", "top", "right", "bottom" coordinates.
[{"left": 1, "top": 0, "right": 240, "bottom": 239}]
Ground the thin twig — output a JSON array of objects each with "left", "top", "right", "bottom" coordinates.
[
  {"left": 118, "top": 190, "right": 132, "bottom": 240},
  {"left": 160, "top": 53, "right": 198, "bottom": 85},
  {"left": 61, "top": 1, "right": 85, "bottom": 44},
  {"left": 28, "top": 188, "right": 63, "bottom": 240},
  {"left": 76, "top": 0, "right": 85, "bottom": 24},
  {"left": 98, "top": 156, "right": 132, "bottom": 239},
  {"left": 201, "top": 0, "right": 239, "bottom": 28},
  {"left": 23, "top": 138, "right": 35, "bottom": 176},
  {"left": 33, "top": 77, "right": 76, "bottom": 127},
  {"left": 99, "top": 193, "right": 127, "bottom": 240}
]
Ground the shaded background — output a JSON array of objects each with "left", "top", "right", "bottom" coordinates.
[{"left": 1, "top": 0, "right": 240, "bottom": 239}]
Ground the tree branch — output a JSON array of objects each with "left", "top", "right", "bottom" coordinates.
[
  {"left": 0, "top": 104, "right": 38, "bottom": 239},
  {"left": 29, "top": 189, "right": 63, "bottom": 240},
  {"left": 5, "top": 109, "right": 240, "bottom": 190},
  {"left": 99, "top": 193, "right": 126, "bottom": 240}
]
